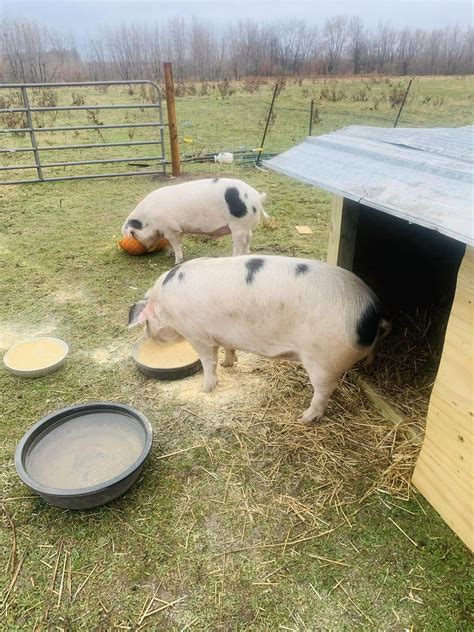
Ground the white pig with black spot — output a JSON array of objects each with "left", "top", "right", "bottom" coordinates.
[
  {"left": 122, "top": 178, "right": 269, "bottom": 264},
  {"left": 128, "top": 255, "right": 390, "bottom": 424}
]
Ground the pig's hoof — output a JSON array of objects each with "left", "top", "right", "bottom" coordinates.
[
  {"left": 298, "top": 410, "right": 319, "bottom": 425},
  {"left": 221, "top": 351, "right": 237, "bottom": 367},
  {"left": 202, "top": 379, "right": 218, "bottom": 393}
]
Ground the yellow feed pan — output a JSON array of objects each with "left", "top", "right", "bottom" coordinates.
[
  {"left": 132, "top": 337, "right": 201, "bottom": 380},
  {"left": 3, "top": 337, "right": 69, "bottom": 378}
]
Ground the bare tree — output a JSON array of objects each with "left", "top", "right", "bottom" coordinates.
[
  {"left": 323, "top": 16, "right": 350, "bottom": 74},
  {"left": 461, "top": 27, "right": 474, "bottom": 74},
  {"left": 162, "top": 16, "right": 188, "bottom": 82},
  {"left": 1, "top": 17, "right": 72, "bottom": 82},
  {"left": 424, "top": 28, "right": 443, "bottom": 74},
  {"left": 1, "top": 14, "right": 473, "bottom": 83},
  {"left": 397, "top": 27, "right": 422, "bottom": 74},
  {"left": 87, "top": 30, "right": 108, "bottom": 80},
  {"left": 277, "top": 20, "right": 319, "bottom": 74},
  {"left": 348, "top": 16, "right": 367, "bottom": 74},
  {"left": 189, "top": 20, "right": 220, "bottom": 80},
  {"left": 441, "top": 24, "right": 464, "bottom": 73},
  {"left": 371, "top": 22, "right": 397, "bottom": 73}
]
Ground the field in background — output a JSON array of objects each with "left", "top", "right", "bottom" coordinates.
[{"left": 1, "top": 75, "right": 473, "bottom": 183}]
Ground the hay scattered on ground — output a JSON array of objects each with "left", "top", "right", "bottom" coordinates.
[
  {"left": 156, "top": 346, "right": 428, "bottom": 538},
  {"left": 227, "top": 361, "right": 422, "bottom": 510}
]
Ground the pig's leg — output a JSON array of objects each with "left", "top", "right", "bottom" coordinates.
[
  {"left": 363, "top": 349, "right": 375, "bottom": 367},
  {"left": 299, "top": 360, "right": 339, "bottom": 425},
  {"left": 192, "top": 342, "right": 219, "bottom": 392},
  {"left": 231, "top": 230, "right": 249, "bottom": 256},
  {"left": 163, "top": 230, "right": 184, "bottom": 264},
  {"left": 243, "top": 230, "right": 252, "bottom": 255},
  {"left": 221, "top": 348, "right": 237, "bottom": 367}
]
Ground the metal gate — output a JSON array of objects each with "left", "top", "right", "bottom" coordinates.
[{"left": 0, "top": 80, "right": 167, "bottom": 184}]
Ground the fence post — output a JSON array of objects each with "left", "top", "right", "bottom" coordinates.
[
  {"left": 255, "top": 82, "right": 279, "bottom": 167},
  {"left": 163, "top": 62, "right": 181, "bottom": 176},
  {"left": 393, "top": 78, "right": 413, "bottom": 128},
  {"left": 309, "top": 98, "right": 314, "bottom": 136}
]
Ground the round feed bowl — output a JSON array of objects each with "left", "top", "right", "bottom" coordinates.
[
  {"left": 118, "top": 235, "right": 147, "bottom": 255},
  {"left": 132, "top": 337, "right": 202, "bottom": 381},
  {"left": 15, "top": 402, "right": 153, "bottom": 510},
  {"left": 3, "top": 337, "right": 69, "bottom": 378}
]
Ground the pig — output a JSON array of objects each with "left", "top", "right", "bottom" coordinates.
[
  {"left": 121, "top": 178, "right": 269, "bottom": 264},
  {"left": 128, "top": 255, "right": 390, "bottom": 424}
]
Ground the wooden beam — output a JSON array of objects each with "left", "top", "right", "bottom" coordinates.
[
  {"left": 163, "top": 62, "right": 181, "bottom": 177},
  {"left": 412, "top": 245, "right": 473, "bottom": 551},
  {"left": 352, "top": 374, "right": 421, "bottom": 443},
  {"left": 327, "top": 195, "right": 359, "bottom": 270}
]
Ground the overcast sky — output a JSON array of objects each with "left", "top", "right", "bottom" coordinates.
[{"left": 3, "top": 0, "right": 472, "bottom": 33}]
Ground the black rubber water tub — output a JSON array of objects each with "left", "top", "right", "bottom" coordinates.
[{"left": 15, "top": 402, "right": 153, "bottom": 510}]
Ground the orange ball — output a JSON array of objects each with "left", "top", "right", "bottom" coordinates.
[
  {"left": 118, "top": 235, "right": 147, "bottom": 255},
  {"left": 148, "top": 237, "right": 169, "bottom": 252}
]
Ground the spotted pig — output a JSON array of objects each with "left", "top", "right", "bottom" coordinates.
[
  {"left": 122, "top": 178, "right": 269, "bottom": 264},
  {"left": 128, "top": 255, "right": 390, "bottom": 424}
]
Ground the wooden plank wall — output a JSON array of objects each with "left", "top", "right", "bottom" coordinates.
[
  {"left": 327, "top": 195, "right": 359, "bottom": 270},
  {"left": 412, "top": 246, "right": 473, "bottom": 551}
]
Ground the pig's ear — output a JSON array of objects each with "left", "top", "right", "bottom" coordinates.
[{"left": 127, "top": 300, "right": 155, "bottom": 328}]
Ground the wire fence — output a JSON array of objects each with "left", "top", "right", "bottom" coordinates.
[{"left": 172, "top": 75, "right": 473, "bottom": 165}]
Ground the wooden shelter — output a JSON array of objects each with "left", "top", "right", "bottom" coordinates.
[{"left": 264, "top": 126, "right": 473, "bottom": 551}]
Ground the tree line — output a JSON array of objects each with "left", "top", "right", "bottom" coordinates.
[{"left": 1, "top": 15, "right": 473, "bottom": 84}]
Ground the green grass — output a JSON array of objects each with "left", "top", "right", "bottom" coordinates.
[{"left": 0, "top": 160, "right": 472, "bottom": 630}]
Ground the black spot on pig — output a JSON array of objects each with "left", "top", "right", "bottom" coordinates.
[
  {"left": 163, "top": 265, "right": 182, "bottom": 286},
  {"left": 244, "top": 192, "right": 248, "bottom": 199},
  {"left": 356, "top": 300, "right": 381, "bottom": 347},
  {"left": 212, "top": 177, "right": 219, "bottom": 182},
  {"left": 225, "top": 187, "right": 247, "bottom": 218},
  {"left": 252, "top": 206, "right": 257, "bottom": 214},
  {"left": 178, "top": 272, "right": 185, "bottom": 281},
  {"left": 245, "top": 258, "right": 264, "bottom": 285},
  {"left": 295, "top": 263, "right": 309, "bottom": 275},
  {"left": 127, "top": 219, "right": 143, "bottom": 230}
]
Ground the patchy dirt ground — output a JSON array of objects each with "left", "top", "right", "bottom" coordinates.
[{"left": 160, "top": 352, "right": 266, "bottom": 408}]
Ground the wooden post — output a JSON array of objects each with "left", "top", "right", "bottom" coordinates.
[
  {"left": 163, "top": 62, "right": 181, "bottom": 177},
  {"left": 326, "top": 195, "right": 359, "bottom": 270}
]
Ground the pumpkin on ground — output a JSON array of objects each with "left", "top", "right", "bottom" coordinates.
[{"left": 118, "top": 236, "right": 169, "bottom": 255}]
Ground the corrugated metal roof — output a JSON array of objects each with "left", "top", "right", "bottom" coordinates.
[{"left": 263, "top": 126, "right": 474, "bottom": 246}]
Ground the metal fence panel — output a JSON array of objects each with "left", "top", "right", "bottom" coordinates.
[{"left": 0, "top": 80, "right": 166, "bottom": 185}]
